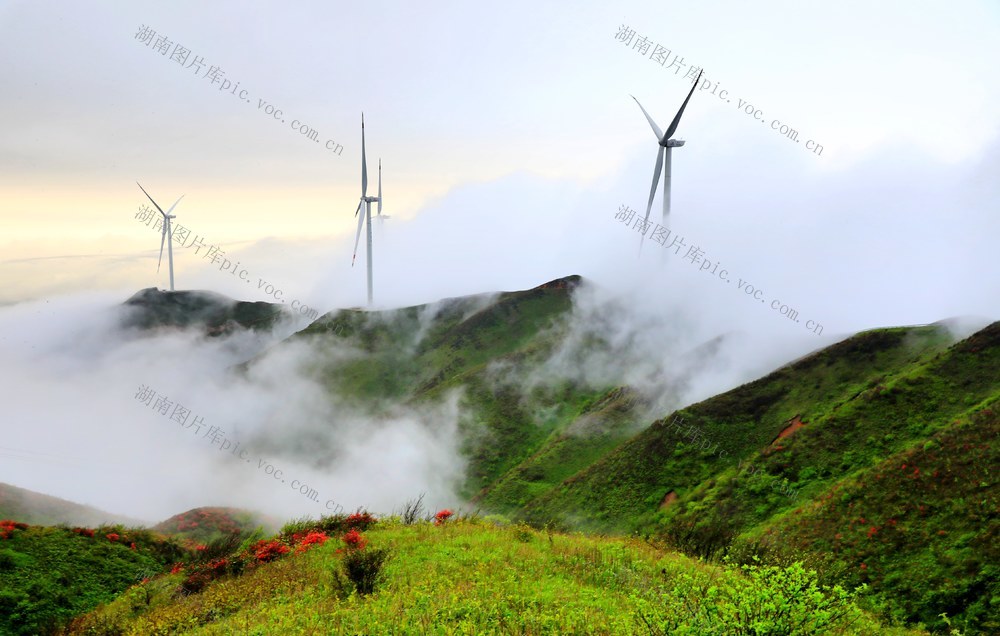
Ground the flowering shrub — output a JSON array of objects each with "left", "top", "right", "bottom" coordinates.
[
  {"left": 295, "top": 531, "right": 329, "bottom": 554},
  {"left": 434, "top": 509, "right": 453, "bottom": 525},
  {"left": 345, "top": 512, "right": 377, "bottom": 531},
  {"left": 170, "top": 562, "right": 185, "bottom": 574},
  {"left": 341, "top": 529, "right": 367, "bottom": 551},
  {"left": 105, "top": 533, "right": 120, "bottom": 542},
  {"left": 0, "top": 520, "right": 28, "bottom": 540},
  {"left": 252, "top": 539, "right": 290, "bottom": 563},
  {"left": 71, "top": 527, "right": 94, "bottom": 538}
]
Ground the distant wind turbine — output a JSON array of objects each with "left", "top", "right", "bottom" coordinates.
[
  {"left": 137, "top": 182, "right": 184, "bottom": 291},
  {"left": 375, "top": 159, "right": 390, "bottom": 228},
  {"left": 351, "top": 114, "right": 383, "bottom": 306},
  {"left": 631, "top": 70, "right": 703, "bottom": 246}
]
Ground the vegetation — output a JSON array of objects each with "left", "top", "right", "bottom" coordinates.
[
  {"left": 64, "top": 517, "right": 916, "bottom": 635},
  {"left": 3, "top": 278, "right": 995, "bottom": 633},
  {"left": 0, "top": 523, "right": 184, "bottom": 635}
]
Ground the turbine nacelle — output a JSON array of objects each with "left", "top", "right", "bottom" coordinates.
[{"left": 665, "top": 139, "right": 686, "bottom": 147}]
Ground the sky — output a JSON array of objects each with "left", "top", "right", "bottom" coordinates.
[{"left": 1, "top": 0, "right": 998, "bottom": 521}]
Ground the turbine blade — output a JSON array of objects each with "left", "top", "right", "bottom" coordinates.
[
  {"left": 664, "top": 70, "right": 703, "bottom": 139},
  {"left": 377, "top": 159, "right": 382, "bottom": 215},
  {"left": 351, "top": 201, "right": 366, "bottom": 266},
  {"left": 631, "top": 96, "right": 664, "bottom": 141},
  {"left": 165, "top": 195, "right": 185, "bottom": 216},
  {"left": 157, "top": 223, "right": 167, "bottom": 272},
  {"left": 361, "top": 114, "right": 368, "bottom": 198},
  {"left": 136, "top": 182, "right": 166, "bottom": 217},
  {"left": 644, "top": 147, "right": 665, "bottom": 227}
]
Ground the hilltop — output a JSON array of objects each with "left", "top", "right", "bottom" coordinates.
[{"left": 0, "top": 482, "right": 144, "bottom": 528}]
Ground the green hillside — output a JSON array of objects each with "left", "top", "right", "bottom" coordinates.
[
  {"left": 0, "top": 482, "right": 144, "bottom": 528},
  {"left": 121, "top": 288, "right": 284, "bottom": 335},
  {"left": 226, "top": 279, "right": 997, "bottom": 633},
  {"left": 3, "top": 279, "right": 995, "bottom": 633},
  {"left": 64, "top": 515, "right": 921, "bottom": 635},
  {"left": 0, "top": 522, "right": 187, "bottom": 635}
]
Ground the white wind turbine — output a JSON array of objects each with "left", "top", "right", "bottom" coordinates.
[
  {"left": 631, "top": 70, "right": 703, "bottom": 247},
  {"left": 351, "top": 114, "right": 382, "bottom": 306},
  {"left": 137, "top": 182, "right": 184, "bottom": 291}
]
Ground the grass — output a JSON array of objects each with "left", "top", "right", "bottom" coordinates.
[
  {"left": 65, "top": 517, "right": 922, "bottom": 635},
  {"left": 0, "top": 523, "right": 184, "bottom": 635}
]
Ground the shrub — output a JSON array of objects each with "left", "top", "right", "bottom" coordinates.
[
  {"left": 252, "top": 539, "right": 289, "bottom": 563},
  {"left": 341, "top": 547, "right": 390, "bottom": 596},
  {"left": 401, "top": 493, "right": 425, "bottom": 525},
  {"left": 345, "top": 511, "right": 377, "bottom": 531},
  {"left": 0, "top": 521, "right": 28, "bottom": 540},
  {"left": 193, "top": 531, "right": 247, "bottom": 565},
  {"left": 341, "top": 529, "right": 367, "bottom": 551},
  {"left": 512, "top": 524, "right": 534, "bottom": 543},
  {"left": 637, "top": 559, "right": 867, "bottom": 635},
  {"left": 434, "top": 509, "right": 453, "bottom": 525},
  {"left": 294, "top": 531, "right": 329, "bottom": 554}
]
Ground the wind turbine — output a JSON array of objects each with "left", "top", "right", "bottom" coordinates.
[
  {"left": 136, "top": 182, "right": 184, "bottom": 291},
  {"left": 351, "top": 114, "right": 382, "bottom": 306},
  {"left": 631, "top": 70, "right": 703, "bottom": 245},
  {"left": 375, "top": 159, "right": 390, "bottom": 228}
]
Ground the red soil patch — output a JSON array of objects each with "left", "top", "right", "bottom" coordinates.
[
  {"left": 772, "top": 415, "right": 806, "bottom": 445},
  {"left": 659, "top": 490, "right": 678, "bottom": 510}
]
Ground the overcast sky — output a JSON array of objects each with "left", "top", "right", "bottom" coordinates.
[{"left": 1, "top": 1, "right": 998, "bottom": 519}]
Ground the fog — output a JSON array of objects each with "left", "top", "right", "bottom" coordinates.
[{"left": 2, "top": 0, "right": 998, "bottom": 524}]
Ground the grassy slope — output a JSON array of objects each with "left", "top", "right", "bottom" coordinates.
[
  {"left": 506, "top": 322, "right": 999, "bottom": 633},
  {"left": 737, "top": 405, "right": 998, "bottom": 634},
  {"left": 0, "top": 524, "right": 185, "bottom": 636},
  {"left": 0, "top": 482, "right": 144, "bottom": 527},
  {"left": 66, "top": 519, "right": 922, "bottom": 636},
  {"left": 280, "top": 275, "right": 630, "bottom": 500},
  {"left": 517, "top": 325, "right": 956, "bottom": 532}
]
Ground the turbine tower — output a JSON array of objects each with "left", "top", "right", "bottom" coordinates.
[
  {"left": 631, "top": 70, "right": 703, "bottom": 246},
  {"left": 137, "top": 182, "right": 184, "bottom": 291},
  {"left": 351, "top": 114, "right": 382, "bottom": 306}
]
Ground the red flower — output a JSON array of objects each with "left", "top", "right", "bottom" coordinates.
[
  {"left": 106, "top": 533, "right": 120, "bottom": 542},
  {"left": 346, "top": 511, "right": 377, "bottom": 529},
  {"left": 342, "top": 529, "right": 367, "bottom": 550},
  {"left": 170, "top": 562, "right": 185, "bottom": 574},
  {"left": 434, "top": 509, "right": 454, "bottom": 525},
  {"left": 252, "top": 539, "right": 290, "bottom": 562},
  {"left": 0, "top": 520, "right": 28, "bottom": 540},
  {"left": 295, "top": 531, "right": 329, "bottom": 553},
  {"left": 71, "top": 527, "right": 95, "bottom": 538},
  {"left": 129, "top": 542, "right": 137, "bottom": 550}
]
